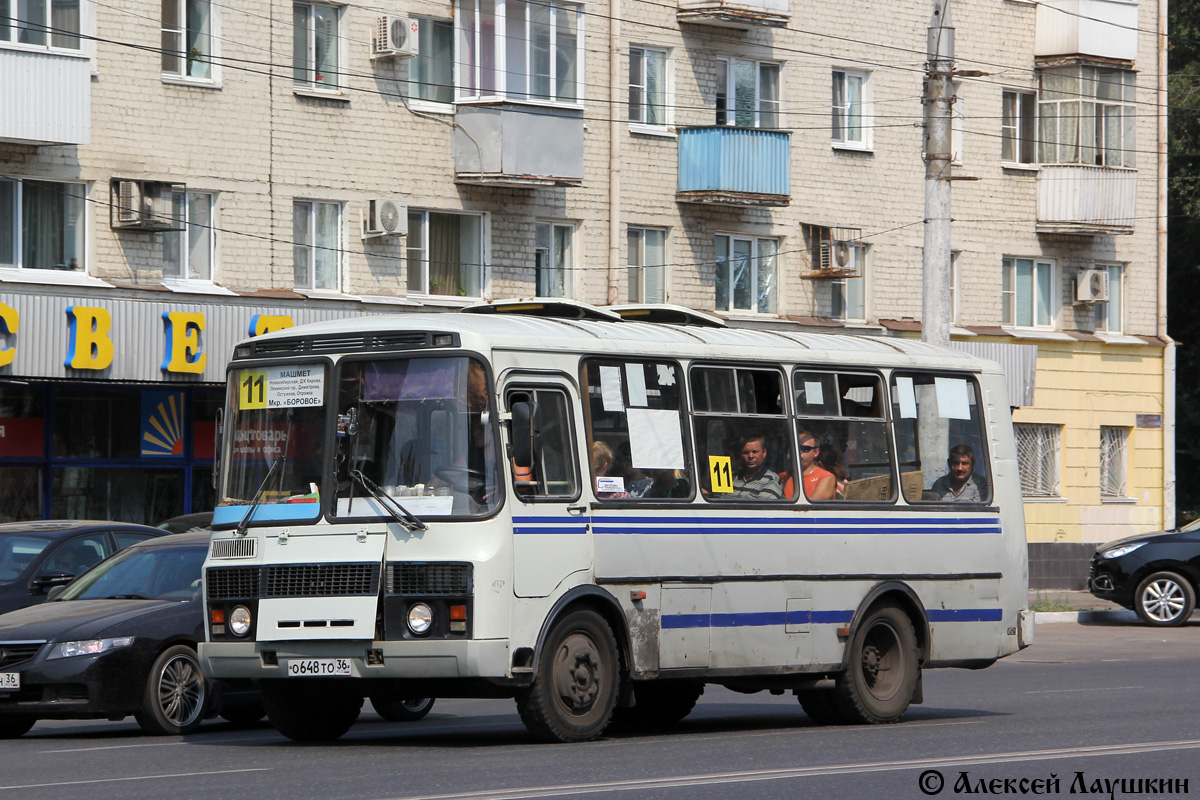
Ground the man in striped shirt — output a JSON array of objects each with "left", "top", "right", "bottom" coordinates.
[{"left": 732, "top": 434, "right": 784, "bottom": 500}]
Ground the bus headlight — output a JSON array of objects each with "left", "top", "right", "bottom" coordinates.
[
  {"left": 407, "top": 603, "right": 433, "bottom": 635},
  {"left": 229, "top": 606, "right": 252, "bottom": 637}
]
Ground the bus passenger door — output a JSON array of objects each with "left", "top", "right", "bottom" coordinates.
[{"left": 504, "top": 379, "right": 590, "bottom": 598}]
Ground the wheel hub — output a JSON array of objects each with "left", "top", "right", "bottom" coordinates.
[{"left": 554, "top": 636, "right": 601, "bottom": 713}]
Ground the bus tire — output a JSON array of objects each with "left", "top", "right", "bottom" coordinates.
[
  {"left": 516, "top": 609, "right": 619, "bottom": 743},
  {"left": 833, "top": 603, "right": 918, "bottom": 724},
  {"left": 370, "top": 696, "right": 435, "bottom": 722},
  {"left": 797, "top": 689, "right": 842, "bottom": 725},
  {"left": 614, "top": 681, "right": 704, "bottom": 727},
  {"left": 261, "top": 680, "right": 363, "bottom": 742},
  {"left": 0, "top": 717, "right": 35, "bottom": 738}
]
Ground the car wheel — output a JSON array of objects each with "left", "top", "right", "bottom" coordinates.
[
  {"left": 134, "top": 645, "right": 208, "bottom": 735},
  {"left": 261, "top": 680, "right": 363, "bottom": 742},
  {"left": 0, "top": 717, "right": 36, "bottom": 738},
  {"left": 370, "top": 696, "right": 435, "bottom": 722},
  {"left": 1135, "top": 571, "right": 1196, "bottom": 627},
  {"left": 515, "top": 609, "right": 619, "bottom": 743},
  {"left": 832, "top": 603, "right": 919, "bottom": 724}
]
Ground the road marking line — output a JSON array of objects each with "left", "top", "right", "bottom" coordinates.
[
  {"left": 1023, "top": 685, "right": 1141, "bottom": 694},
  {"left": 42, "top": 732, "right": 274, "bottom": 753},
  {"left": 378, "top": 739, "right": 1200, "bottom": 800},
  {"left": 0, "top": 768, "right": 270, "bottom": 791}
]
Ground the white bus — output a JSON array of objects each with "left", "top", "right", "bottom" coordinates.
[{"left": 199, "top": 301, "right": 1032, "bottom": 743}]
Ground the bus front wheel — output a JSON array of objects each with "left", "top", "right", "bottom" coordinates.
[
  {"left": 516, "top": 609, "right": 619, "bottom": 743},
  {"left": 262, "top": 680, "right": 363, "bottom": 741},
  {"left": 833, "top": 603, "right": 919, "bottom": 724}
]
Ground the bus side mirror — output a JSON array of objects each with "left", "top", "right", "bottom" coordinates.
[{"left": 510, "top": 401, "right": 541, "bottom": 485}]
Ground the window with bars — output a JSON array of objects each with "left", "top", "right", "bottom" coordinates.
[
  {"left": 1015, "top": 423, "right": 1060, "bottom": 497},
  {"left": 1100, "top": 426, "right": 1128, "bottom": 498}
]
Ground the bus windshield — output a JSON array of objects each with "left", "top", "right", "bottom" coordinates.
[
  {"left": 333, "top": 356, "right": 500, "bottom": 518},
  {"left": 220, "top": 363, "right": 328, "bottom": 511}
]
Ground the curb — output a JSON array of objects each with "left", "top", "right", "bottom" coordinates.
[{"left": 1034, "top": 609, "right": 1139, "bottom": 625}]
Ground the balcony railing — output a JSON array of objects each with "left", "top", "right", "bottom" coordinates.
[
  {"left": 0, "top": 47, "right": 90, "bottom": 145},
  {"left": 1036, "top": 165, "right": 1136, "bottom": 235},
  {"left": 1034, "top": 0, "right": 1138, "bottom": 62},
  {"left": 453, "top": 103, "right": 584, "bottom": 187},
  {"left": 677, "top": 127, "right": 790, "bottom": 207},
  {"left": 677, "top": 0, "right": 790, "bottom": 28}
]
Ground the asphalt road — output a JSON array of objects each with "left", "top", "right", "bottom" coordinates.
[{"left": 3, "top": 619, "right": 1199, "bottom": 800}]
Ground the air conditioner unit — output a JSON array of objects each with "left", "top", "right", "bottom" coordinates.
[
  {"left": 110, "top": 179, "right": 184, "bottom": 231},
  {"left": 372, "top": 15, "right": 419, "bottom": 59},
  {"left": 1076, "top": 269, "right": 1110, "bottom": 304},
  {"left": 364, "top": 198, "right": 407, "bottom": 237}
]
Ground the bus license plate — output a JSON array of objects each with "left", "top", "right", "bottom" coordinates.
[
  {"left": 0, "top": 672, "right": 18, "bottom": 690},
  {"left": 285, "top": 659, "right": 351, "bottom": 677}
]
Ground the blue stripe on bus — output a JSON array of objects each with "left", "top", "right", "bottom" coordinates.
[
  {"left": 661, "top": 608, "right": 996, "bottom": 629},
  {"left": 592, "top": 526, "right": 1001, "bottom": 536},
  {"left": 592, "top": 515, "right": 1001, "bottom": 526},
  {"left": 512, "top": 527, "right": 589, "bottom": 535}
]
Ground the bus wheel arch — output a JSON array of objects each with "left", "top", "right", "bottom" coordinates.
[
  {"left": 530, "top": 586, "right": 632, "bottom": 681},
  {"left": 843, "top": 581, "right": 931, "bottom": 669}
]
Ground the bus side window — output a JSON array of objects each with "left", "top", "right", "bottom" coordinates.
[
  {"left": 891, "top": 372, "right": 991, "bottom": 504},
  {"left": 506, "top": 388, "right": 579, "bottom": 501},
  {"left": 582, "top": 359, "right": 692, "bottom": 501},
  {"left": 794, "top": 371, "right": 895, "bottom": 502}
]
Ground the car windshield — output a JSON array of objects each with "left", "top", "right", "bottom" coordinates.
[
  {"left": 59, "top": 545, "right": 208, "bottom": 602},
  {"left": 0, "top": 535, "right": 52, "bottom": 582},
  {"left": 1180, "top": 518, "right": 1200, "bottom": 533}
]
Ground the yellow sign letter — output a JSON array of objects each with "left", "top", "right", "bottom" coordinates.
[
  {"left": 65, "top": 306, "right": 115, "bottom": 371},
  {"left": 162, "top": 311, "right": 207, "bottom": 374}
]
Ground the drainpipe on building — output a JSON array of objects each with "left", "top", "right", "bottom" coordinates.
[
  {"left": 1159, "top": 0, "right": 1176, "bottom": 527},
  {"left": 921, "top": 0, "right": 954, "bottom": 348},
  {"left": 608, "top": 0, "right": 622, "bottom": 305}
]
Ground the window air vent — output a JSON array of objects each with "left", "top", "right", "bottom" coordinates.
[
  {"left": 253, "top": 339, "right": 306, "bottom": 356},
  {"left": 210, "top": 538, "right": 258, "bottom": 559},
  {"left": 309, "top": 336, "right": 367, "bottom": 353}
]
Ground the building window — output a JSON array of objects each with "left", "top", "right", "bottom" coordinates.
[
  {"left": 163, "top": 191, "right": 214, "bottom": 282},
  {"left": 831, "top": 244, "right": 866, "bottom": 322},
  {"left": 627, "top": 226, "right": 665, "bottom": 303},
  {"left": 1, "top": 0, "right": 80, "bottom": 48},
  {"left": 1096, "top": 264, "right": 1123, "bottom": 333},
  {"left": 407, "top": 210, "right": 483, "bottom": 297},
  {"left": 162, "top": 0, "right": 212, "bottom": 80},
  {"left": 717, "top": 58, "right": 779, "bottom": 128},
  {"left": 456, "top": 0, "right": 583, "bottom": 105},
  {"left": 629, "top": 46, "right": 668, "bottom": 129},
  {"left": 832, "top": 69, "right": 869, "bottom": 147},
  {"left": 409, "top": 18, "right": 454, "bottom": 105},
  {"left": 1002, "top": 90, "right": 1036, "bottom": 164},
  {"left": 1039, "top": 65, "right": 1135, "bottom": 167},
  {"left": 1002, "top": 257, "right": 1055, "bottom": 329},
  {"left": 715, "top": 234, "right": 777, "bottom": 314},
  {"left": 535, "top": 222, "right": 573, "bottom": 298},
  {"left": 0, "top": 178, "right": 85, "bottom": 272},
  {"left": 1100, "top": 425, "right": 1128, "bottom": 499},
  {"left": 293, "top": 200, "right": 340, "bottom": 291},
  {"left": 293, "top": 3, "right": 340, "bottom": 90},
  {"left": 1015, "top": 423, "right": 1061, "bottom": 498}
]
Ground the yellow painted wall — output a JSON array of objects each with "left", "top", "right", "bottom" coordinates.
[{"left": 1001, "top": 339, "right": 1167, "bottom": 545}]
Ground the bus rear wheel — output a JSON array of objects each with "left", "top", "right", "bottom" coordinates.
[
  {"left": 833, "top": 603, "right": 918, "bottom": 724},
  {"left": 262, "top": 680, "right": 363, "bottom": 742},
  {"left": 516, "top": 609, "right": 619, "bottom": 743}
]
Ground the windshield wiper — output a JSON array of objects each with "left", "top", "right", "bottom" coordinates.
[
  {"left": 348, "top": 470, "right": 427, "bottom": 532},
  {"left": 234, "top": 456, "right": 283, "bottom": 537}
]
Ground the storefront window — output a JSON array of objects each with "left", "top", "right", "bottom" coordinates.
[
  {"left": 0, "top": 467, "right": 42, "bottom": 522},
  {"left": 51, "top": 467, "right": 185, "bottom": 524},
  {"left": 52, "top": 387, "right": 143, "bottom": 459}
]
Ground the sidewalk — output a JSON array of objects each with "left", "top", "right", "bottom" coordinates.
[{"left": 1028, "top": 589, "right": 1137, "bottom": 624}]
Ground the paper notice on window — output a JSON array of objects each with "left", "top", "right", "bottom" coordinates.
[
  {"left": 935, "top": 377, "right": 971, "bottom": 420},
  {"left": 266, "top": 366, "right": 325, "bottom": 408},
  {"left": 596, "top": 476, "right": 625, "bottom": 494},
  {"left": 656, "top": 364, "right": 676, "bottom": 386},
  {"left": 625, "top": 364, "right": 648, "bottom": 407},
  {"left": 600, "top": 366, "right": 624, "bottom": 412},
  {"left": 803, "top": 381, "right": 825, "bottom": 406},
  {"left": 896, "top": 376, "right": 917, "bottom": 419},
  {"left": 626, "top": 408, "right": 686, "bottom": 469}
]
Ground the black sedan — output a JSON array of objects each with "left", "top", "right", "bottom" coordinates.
[
  {"left": 0, "top": 521, "right": 167, "bottom": 616},
  {"left": 0, "top": 533, "right": 260, "bottom": 738},
  {"left": 1088, "top": 519, "right": 1200, "bottom": 626}
]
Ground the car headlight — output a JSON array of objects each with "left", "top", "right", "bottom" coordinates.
[
  {"left": 48, "top": 636, "right": 134, "bottom": 660},
  {"left": 1101, "top": 542, "right": 1146, "bottom": 559},
  {"left": 229, "top": 605, "right": 252, "bottom": 637},
  {"left": 407, "top": 603, "right": 433, "bottom": 635}
]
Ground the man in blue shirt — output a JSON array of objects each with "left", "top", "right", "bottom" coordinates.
[{"left": 931, "top": 444, "right": 988, "bottom": 502}]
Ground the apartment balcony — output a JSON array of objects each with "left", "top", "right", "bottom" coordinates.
[
  {"left": 1036, "top": 165, "right": 1136, "bottom": 235},
  {"left": 676, "top": 127, "right": 790, "bottom": 207},
  {"left": 0, "top": 47, "right": 90, "bottom": 146},
  {"left": 453, "top": 104, "right": 584, "bottom": 187},
  {"left": 1035, "top": 0, "right": 1138, "bottom": 62},
  {"left": 677, "top": 0, "right": 790, "bottom": 28}
]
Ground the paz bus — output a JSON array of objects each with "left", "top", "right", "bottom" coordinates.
[{"left": 199, "top": 300, "right": 1032, "bottom": 743}]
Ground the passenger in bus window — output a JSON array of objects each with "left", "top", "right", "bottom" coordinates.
[
  {"left": 931, "top": 444, "right": 988, "bottom": 502},
  {"left": 590, "top": 441, "right": 630, "bottom": 499},
  {"left": 731, "top": 433, "right": 784, "bottom": 500},
  {"left": 817, "top": 438, "right": 848, "bottom": 500},
  {"left": 798, "top": 431, "right": 836, "bottom": 501}
]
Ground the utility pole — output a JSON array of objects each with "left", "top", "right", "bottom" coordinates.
[{"left": 922, "top": 0, "right": 954, "bottom": 347}]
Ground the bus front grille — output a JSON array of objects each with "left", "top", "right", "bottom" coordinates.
[
  {"left": 264, "top": 564, "right": 380, "bottom": 597},
  {"left": 388, "top": 563, "right": 473, "bottom": 595},
  {"left": 206, "top": 566, "right": 261, "bottom": 599}
]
